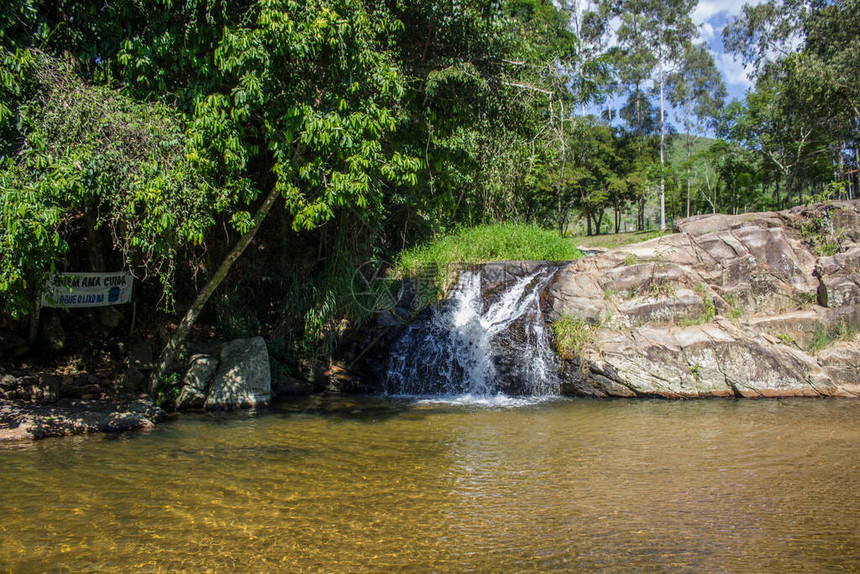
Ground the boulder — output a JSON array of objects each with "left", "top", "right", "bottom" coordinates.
[
  {"left": 94, "top": 306, "right": 124, "bottom": 330},
  {"left": 119, "top": 367, "right": 146, "bottom": 391},
  {"left": 204, "top": 337, "right": 271, "bottom": 409},
  {"left": 128, "top": 341, "right": 154, "bottom": 371},
  {"left": 40, "top": 313, "right": 65, "bottom": 354},
  {"left": 175, "top": 354, "right": 218, "bottom": 409}
]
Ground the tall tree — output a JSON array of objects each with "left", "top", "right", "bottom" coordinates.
[{"left": 668, "top": 43, "right": 726, "bottom": 216}]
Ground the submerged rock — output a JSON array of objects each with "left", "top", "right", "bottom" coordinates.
[{"left": 0, "top": 393, "right": 165, "bottom": 441}]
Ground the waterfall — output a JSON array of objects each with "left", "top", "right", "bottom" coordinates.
[{"left": 385, "top": 265, "right": 560, "bottom": 399}]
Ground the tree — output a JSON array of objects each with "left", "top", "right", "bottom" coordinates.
[
  {"left": 668, "top": 43, "right": 726, "bottom": 216},
  {"left": 146, "top": 0, "right": 419, "bottom": 391},
  {"left": 0, "top": 54, "right": 227, "bottom": 337},
  {"left": 725, "top": 0, "right": 860, "bottom": 202}
]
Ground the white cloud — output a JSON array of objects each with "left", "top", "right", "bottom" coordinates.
[
  {"left": 692, "top": 0, "right": 762, "bottom": 26},
  {"left": 714, "top": 51, "right": 754, "bottom": 89},
  {"left": 700, "top": 21, "right": 716, "bottom": 42}
]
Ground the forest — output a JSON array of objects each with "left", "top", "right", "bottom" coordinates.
[{"left": 1, "top": 0, "right": 858, "bottom": 383}]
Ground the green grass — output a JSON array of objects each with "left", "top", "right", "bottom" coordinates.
[
  {"left": 809, "top": 320, "right": 859, "bottom": 353},
  {"left": 396, "top": 223, "right": 582, "bottom": 295},
  {"left": 550, "top": 316, "right": 592, "bottom": 367},
  {"left": 571, "top": 230, "right": 669, "bottom": 250}
]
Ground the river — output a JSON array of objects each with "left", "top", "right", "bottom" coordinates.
[{"left": 2, "top": 396, "right": 860, "bottom": 571}]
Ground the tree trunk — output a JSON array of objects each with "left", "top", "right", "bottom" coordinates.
[
  {"left": 557, "top": 188, "right": 565, "bottom": 237},
  {"left": 659, "top": 73, "right": 666, "bottom": 231},
  {"left": 595, "top": 209, "right": 604, "bottom": 235},
  {"left": 774, "top": 180, "right": 780, "bottom": 210},
  {"left": 150, "top": 183, "right": 281, "bottom": 397}
]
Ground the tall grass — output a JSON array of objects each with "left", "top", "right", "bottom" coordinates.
[{"left": 395, "top": 223, "right": 582, "bottom": 296}]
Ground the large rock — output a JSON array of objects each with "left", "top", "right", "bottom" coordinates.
[
  {"left": 549, "top": 201, "right": 860, "bottom": 399},
  {"left": 559, "top": 321, "right": 845, "bottom": 399},
  {"left": 175, "top": 354, "right": 218, "bottom": 409},
  {"left": 204, "top": 337, "right": 271, "bottom": 409}
]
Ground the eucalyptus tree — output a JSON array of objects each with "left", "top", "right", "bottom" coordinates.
[
  {"left": 668, "top": 43, "right": 726, "bottom": 216},
  {"left": 725, "top": 0, "right": 860, "bottom": 200},
  {"left": 642, "top": 0, "right": 697, "bottom": 230},
  {"left": 610, "top": 0, "right": 698, "bottom": 230}
]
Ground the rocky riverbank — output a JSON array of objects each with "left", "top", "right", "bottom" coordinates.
[
  {"left": 550, "top": 201, "right": 860, "bottom": 398},
  {"left": 0, "top": 335, "right": 287, "bottom": 442},
  {"left": 0, "top": 388, "right": 165, "bottom": 441},
  {"left": 349, "top": 200, "right": 860, "bottom": 399}
]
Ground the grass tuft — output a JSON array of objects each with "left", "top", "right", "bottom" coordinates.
[
  {"left": 550, "top": 316, "right": 592, "bottom": 368},
  {"left": 396, "top": 223, "right": 582, "bottom": 296}
]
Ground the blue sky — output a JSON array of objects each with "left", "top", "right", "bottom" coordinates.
[
  {"left": 692, "top": 0, "right": 760, "bottom": 104},
  {"left": 581, "top": 0, "right": 762, "bottom": 132}
]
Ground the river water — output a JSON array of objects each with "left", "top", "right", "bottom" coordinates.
[{"left": 2, "top": 396, "right": 860, "bottom": 572}]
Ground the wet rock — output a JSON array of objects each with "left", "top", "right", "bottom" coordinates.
[
  {"left": 204, "top": 337, "right": 271, "bottom": 409},
  {"left": 481, "top": 261, "right": 548, "bottom": 297},
  {"left": 272, "top": 373, "right": 315, "bottom": 397}
]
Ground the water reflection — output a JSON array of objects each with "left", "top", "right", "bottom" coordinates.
[{"left": 1, "top": 397, "right": 859, "bottom": 571}]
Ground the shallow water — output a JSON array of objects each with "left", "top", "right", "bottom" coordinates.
[{"left": 2, "top": 396, "right": 860, "bottom": 572}]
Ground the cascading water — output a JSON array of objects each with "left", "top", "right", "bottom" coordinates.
[{"left": 385, "top": 265, "right": 560, "bottom": 399}]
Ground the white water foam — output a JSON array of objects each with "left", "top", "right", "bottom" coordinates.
[
  {"left": 385, "top": 266, "right": 560, "bottom": 402},
  {"left": 414, "top": 393, "right": 561, "bottom": 409}
]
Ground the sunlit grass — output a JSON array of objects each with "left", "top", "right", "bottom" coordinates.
[{"left": 395, "top": 223, "right": 582, "bottom": 296}]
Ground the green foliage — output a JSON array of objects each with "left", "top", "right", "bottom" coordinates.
[
  {"left": 0, "top": 55, "right": 226, "bottom": 317},
  {"left": 154, "top": 371, "right": 182, "bottom": 406},
  {"left": 798, "top": 207, "right": 844, "bottom": 257},
  {"left": 396, "top": 223, "right": 582, "bottom": 294},
  {"left": 774, "top": 332, "right": 796, "bottom": 346},
  {"left": 696, "top": 283, "right": 716, "bottom": 321},
  {"left": 679, "top": 283, "right": 716, "bottom": 326},
  {"left": 550, "top": 315, "right": 592, "bottom": 367},
  {"left": 809, "top": 320, "right": 859, "bottom": 354}
]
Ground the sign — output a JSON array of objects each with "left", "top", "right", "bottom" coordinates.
[{"left": 41, "top": 272, "right": 134, "bottom": 308}]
